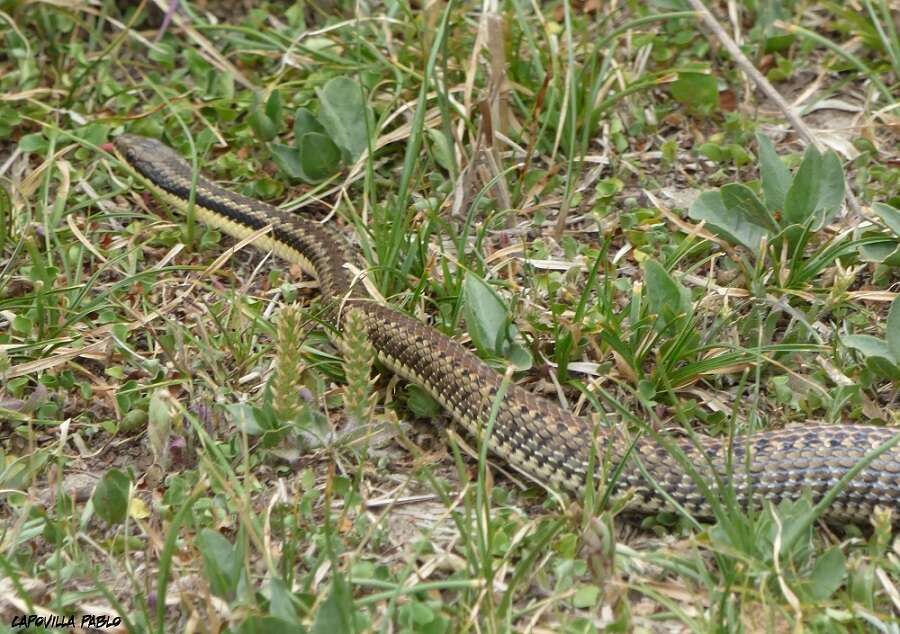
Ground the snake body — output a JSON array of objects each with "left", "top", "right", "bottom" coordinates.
[{"left": 114, "top": 134, "right": 900, "bottom": 523}]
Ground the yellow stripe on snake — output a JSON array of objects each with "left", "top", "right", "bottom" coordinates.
[{"left": 114, "top": 134, "right": 900, "bottom": 524}]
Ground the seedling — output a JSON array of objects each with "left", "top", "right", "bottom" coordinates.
[
  {"left": 690, "top": 133, "right": 854, "bottom": 288},
  {"left": 268, "top": 77, "right": 374, "bottom": 183}
]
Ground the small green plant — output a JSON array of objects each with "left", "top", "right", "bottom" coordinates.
[
  {"left": 268, "top": 76, "right": 373, "bottom": 184},
  {"left": 690, "top": 134, "right": 845, "bottom": 255},
  {"left": 843, "top": 295, "right": 900, "bottom": 381},
  {"left": 689, "top": 133, "right": 852, "bottom": 287},
  {"left": 709, "top": 497, "right": 850, "bottom": 605},
  {"left": 594, "top": 258, "right": 762, "bottom": 403},
  {"left": 225, "top": 304, "right": 332, "bottom": 448}
]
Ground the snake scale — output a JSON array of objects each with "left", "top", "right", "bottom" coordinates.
[{"left": 114, "top": 134, "right": 900, "bottom": 524}]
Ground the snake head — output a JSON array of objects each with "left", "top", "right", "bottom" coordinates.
[{"left": 114, "top": 134, "right": 192, "bottom": 181}]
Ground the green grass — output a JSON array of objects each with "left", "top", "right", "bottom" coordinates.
[{"left": 1, "top": 1, "right": 900, "bottom": 632}]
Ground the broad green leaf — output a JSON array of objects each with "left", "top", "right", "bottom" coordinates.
[
  {"left": 196, "top": 529, "right": 241, "bottom": 599},
  {"left": 426, "top": 128, "right": 455, "bottom": 173},
  {"left": 297, "top": 132, "right": 341, "bottom": 183},
  {"left": 643, "top": 260, "right": 691, "bottom": 331},
  {"left": 595, "top": 177, "right": 625, "bottom": 198},
  {"left": 783, "top": 145, "right": 821, "bottom": 225},
  {"left": 227, "top": 402, "right": 265, "bottom": 435},
  {"left": 844, "top": 335, "right": 900, "bottom": 380},
  {"left": 805, "top": 547, "right": 846, "bottom": 601},
  {"left": 755, "top": 133, "right": 791, "bottom": 213},
  {"left": 18, "top": 132, "right": 48, "bottom": 153},
  {"left": 312, "top": 571, "right": 355, "bottom": 634},
  {"left": 721, "top": 183, "right": 779, "bottom": 232},
  {"left": 688, "top": 190, "right": 769, "bottom": 253},
  {"left": 771, "top": 497, "right": 815, "bottom": 557},
  {"left": 294, "top": 107, "right": 326, "bottom": 139},
  {"left": 765, "top": 33, "right": 795, "bottom": 53},
  {"left": 669, "top": 72, "right": 718, "bottom": 111},
  {"left": 858, "top": 239, "right": 900, "bottom": 266},
  {"left": 317, "top": 76, "right": 372, "bottom": 163},
  {"left": 265, "top": 90, "right": 283, "bottom": 126},
  {"left": 698, "top": 142, "right": 726, "bottom": 162},
  {"left": 638, "top": 379, "right": 657, "bottom": 403},
  {"left": 249, "top": 91, "right": 282, "bottom": 142},
  {"left": 405, "top": 385, "right": 442, "bottom": 418},
  {"left": 843, "top": 334, "right": 895, "bottom": 359},
  {"left": 887, "top": 296, "right": 900, "bottom": 364},
  {"left": 149, "top": 41, "right": 175, "bottom": 67},
  {"left": 872, "top": 202, "right": 900, "bottom": 237},
  {"left": 0, "top": 106, "right": 21, "bottom": 139},
  {"left": 813, "top": 150, "right": 845, "bottom": 229},
  {"left": 212, "top": 71, "right": 235, "bottom": 100},
  {"left": 92, "top": 469, "right": 131, "bottom": 525},
  {"left": 78, "top": 122, "right": 109, "bottom": 147},
  {"left": 268, "top": 577, "right": 298, "bottom": 622},
  {"left": 119, "top": 409, "right": 147, "bottom": 433},
  {"left": 463, "top": 271, "right": 509, "bottom": 356},
  {"left": 783, "top": 146, "right": 845, "bottom": 229},
  {"left": 406, "top": 602, "right": 435, "bottom": 625},
  {"left": 505, "top": 341, "right": 533, "bottom": 371},
  {"left": 573, "top": 584, "right": 601, "bottom": 608},
  {"left": 270, "top": 143, "right": 304, "bottom": 181},
  {"left": 726, "top": 143, "right": 753, "bottom": 166},
  {"left": 12, "top": 314, "right": 32, "bottom": 335}
]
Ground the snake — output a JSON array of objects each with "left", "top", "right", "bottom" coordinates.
[{"left": 113, "top": 133, "right": 900, "bottom": 524}]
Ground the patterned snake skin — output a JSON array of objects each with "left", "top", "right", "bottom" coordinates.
[{"left": 114, "top": 134, "right": 900, "bottom": 523}]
